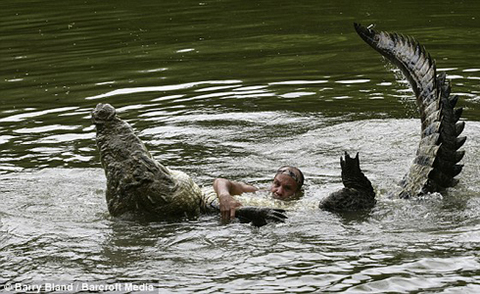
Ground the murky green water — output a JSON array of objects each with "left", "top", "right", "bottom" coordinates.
[{"left": 1, "top": 0, "right": 480, "bottom": 293}]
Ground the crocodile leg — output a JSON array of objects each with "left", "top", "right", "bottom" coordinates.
[{"left": 319, "top": 152, "right": 376, "bottom": 212}]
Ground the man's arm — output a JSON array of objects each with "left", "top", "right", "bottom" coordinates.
[{"left": 213, "top": 178, "right": 258, "bottom": 221}]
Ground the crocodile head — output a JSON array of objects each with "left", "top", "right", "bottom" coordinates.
[{"left": 92, "top": 103, "right": 116, "bottom": 125}]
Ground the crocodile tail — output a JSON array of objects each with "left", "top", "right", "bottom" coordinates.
[{"left": 354, "top": 23, "right": 466, "bottom": 198}]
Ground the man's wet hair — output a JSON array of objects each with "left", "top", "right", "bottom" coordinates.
[{"left": 275, "top": 166, "right": 304, "bottom": 192}]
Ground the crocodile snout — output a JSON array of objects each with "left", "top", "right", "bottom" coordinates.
[{"left": 92, "top": 103, "right": 116, "bottom": 124}]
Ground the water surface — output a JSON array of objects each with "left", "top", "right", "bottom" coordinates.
[{"left": 1, "top": 0, "right": 480, "bottom": 293}]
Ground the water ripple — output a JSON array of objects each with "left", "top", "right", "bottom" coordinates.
[
  {"left": 0, "top": 107, "right": 78, "bottom": 123},
  {"left": 84, "top": 80, "right": 243, "bottom": 100}
]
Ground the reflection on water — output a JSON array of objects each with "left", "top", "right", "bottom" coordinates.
[
  {"left": 1, "top": 120, "right": 480, "bottom": 292},
  {"left": 1, "top": 0, "right": 480, "bottom": 292}
]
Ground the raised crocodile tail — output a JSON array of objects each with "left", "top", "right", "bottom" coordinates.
[{"left": 354, "top": 23, "right": 466, "bottom": 198}]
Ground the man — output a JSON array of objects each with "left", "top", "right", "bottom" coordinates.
[{"left": 213, "top": 166, "right": 304, "bottom": 221}]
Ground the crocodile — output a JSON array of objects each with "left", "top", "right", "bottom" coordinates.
[
  {"left": 91, "top": 24, "right": 466, "bottom": 222},
  {"left": 92, "top": 103, "right": 286, "bottom": 226}
]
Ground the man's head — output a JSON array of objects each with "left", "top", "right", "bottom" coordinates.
[{"left": 270, "top": 166, "right": 304, "bottom": 200}]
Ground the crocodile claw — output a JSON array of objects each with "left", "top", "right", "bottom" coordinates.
[{"left": 235, "top": 206, "right": 287, "bottom": 227}]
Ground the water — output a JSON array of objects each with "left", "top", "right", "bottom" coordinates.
[{"left": 1, "top": 0, "right": 480, "bottom": 292}]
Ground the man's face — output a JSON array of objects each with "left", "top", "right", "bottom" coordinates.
[{"left": 270, "top": 174, "right": 298, "bottom": 200}]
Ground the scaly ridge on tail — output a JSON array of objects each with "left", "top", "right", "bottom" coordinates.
[{"left": 354, "top": 23, "right": 466, "bottom": 198}]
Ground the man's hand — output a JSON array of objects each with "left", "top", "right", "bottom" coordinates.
[
  {"left": 218, "top": 193, "right": 242, "bottom": 221},
  {"left": 213, "top": 178, "right": 258, "bottom": 222}
]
